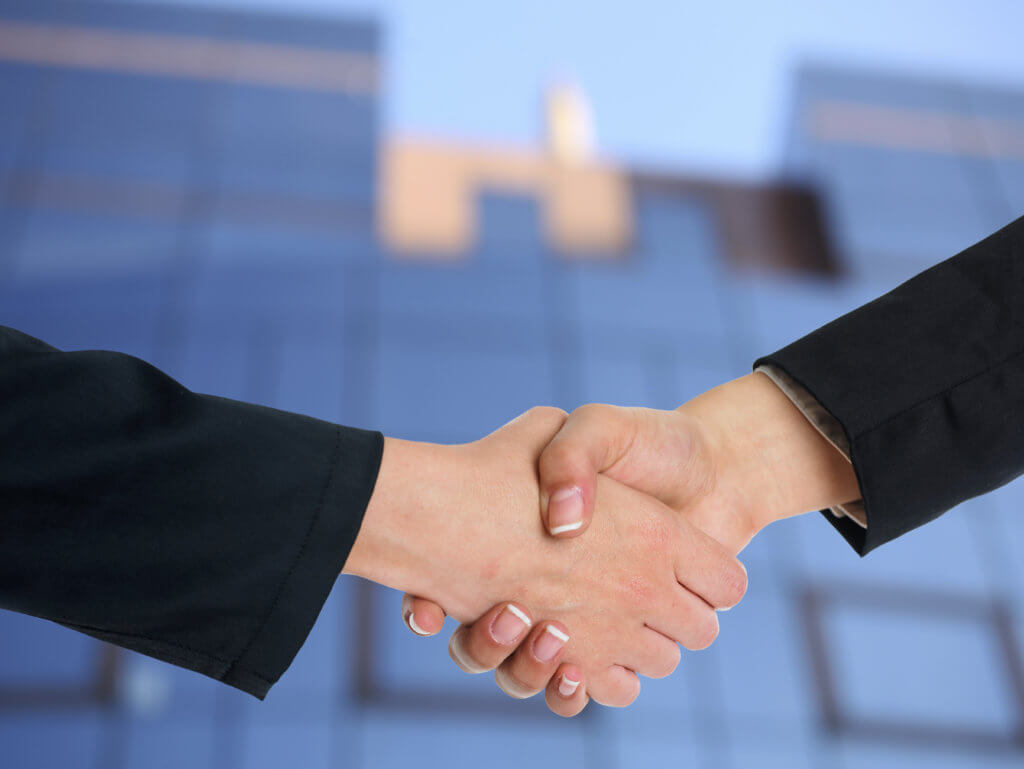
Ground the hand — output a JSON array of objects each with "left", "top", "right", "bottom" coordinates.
[
  {"left": 343, "top": 407, "right": 748, "bottom": 708},
  {"left": 534, "top": 372, "right": 862, "bottom": 552},
  {"left": 402, "top": 373, "right": 860, "bottom": 713}
]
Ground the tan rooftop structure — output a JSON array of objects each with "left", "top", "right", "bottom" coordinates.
[
  {"left": 381, "top": 83, "right": 837, "bottom": 274},
  {"left": 380, "top": 136, "right": 632, "bottom": 258},
  {"left": 380, "top": 83, "right": 633, "bottom": 258},
  {"left": 381, "top": 152, "right": 836, "bottom": 277}
]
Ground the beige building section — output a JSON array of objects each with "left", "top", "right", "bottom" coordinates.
[
  {"left": 381, "top": 82, "right": 632, "bottom": 258},
  {"left": 379, "top": 137, "right": 633, "bottom": 258}
]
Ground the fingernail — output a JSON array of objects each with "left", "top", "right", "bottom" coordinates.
[
  {"left": 558, "top": 674, "right": 580, "bottom": 698},
  {"left": 534, "top": 624, "right": 569, "bottom": 662},
  {"left": 490, "top": 603, "right": 531, "bottom": 644},
  {"left": 548, "top": 487, "right": 584, "bottom": 535},
  {"left": 406, "top": 611, "right": 431, "bottom": 635}
]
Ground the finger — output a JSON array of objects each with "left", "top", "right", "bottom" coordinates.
[
  {"left": 618, "top": 626, "right": 681, "bottom": 680},
  {"left": 492, "top": 406, "right": 569, "bottom": 455},
  {"left": 447, "top": 602, "right": 532, "bottom": 674},
  {"left": 493, "top": 621, "right": 571, "bottom": 699},
  {"left": 544, "top": 663, "right": 589, "bottom": 717},
  {"left": 646, "top": 583, "right": 721, "bottom": 651},
  {"left": 587, "top": 664, "right": 641, "bottom": 708},
  {"left": 672, "top": 516, "right": 749, "bottom": 610},
  {"left": 401, "top": 594, "right": 446, "bottom": 637},
  {"left": 537, "top": 404, "right": 637, "bottom": 538}
]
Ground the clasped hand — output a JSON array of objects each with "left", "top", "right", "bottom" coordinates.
[{"left": 343, "top": 373, "right": 860, "bottom": 716}]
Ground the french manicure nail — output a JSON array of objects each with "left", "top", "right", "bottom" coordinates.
[
  {"left": 548, "top": 487, "right": 584, "bottom": 535},
  {"left": 407, "top": 612, "right": 431, "bottom": 635},
  {"left": 491, "top": 603, "right": 531, "bottom": 644},
  {"left": 534, "top": 624, "right": 569, "bottom": 662},
  {"left": 558, "top": 674, "right": 580, "bottom": 698}
]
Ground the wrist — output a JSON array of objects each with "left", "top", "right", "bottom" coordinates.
[
  {"left": 343, "top": 437, "right": 463, "bottom": 599},
  {"left": 343, "top": 434, "right": 549, "bottom": 622},
  {"left": 680, "top": 372, "right": 860, "bottom": 535}
]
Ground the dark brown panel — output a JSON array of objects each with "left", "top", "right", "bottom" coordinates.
[{"left": 634, "top": 173, "right": 841, "bottom": 277}]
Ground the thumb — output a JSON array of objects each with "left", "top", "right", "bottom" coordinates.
[
  {"left": 537, "top": 404, "right": 639, "bottom": 538},
  {"left": 401, "top": 593, "right": 447, "bottom": 636}
]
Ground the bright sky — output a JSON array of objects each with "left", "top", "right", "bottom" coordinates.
[{"left": 145, "top": 0, "right": 1024, "bottom": 176}]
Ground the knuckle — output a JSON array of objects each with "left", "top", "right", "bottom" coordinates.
[
  {"left": 591, "top": 669, "right": 640, "bottom": 708},
  {"left": 538, "top": 441, "right": 579, "bottom": 474},
  {"left": 649, "top": 644, "right": 681, "bottom": 679},
  {"left": 722, "top": 561, "right": 749, "bottom": 608},
  {"left": 494, "top": 666, "right": 539, "bottom": 700},
  {"left": 572, "top": 403, "right": 608, "bottom": 422},
  {"left": 525, "top": 405, "right": 568, "bottom": 427},
  {"left": 608, "top": 682, "right": 640, "bottom": 708},
  {"left": 550, "top": 702, "right": 580, "bottom": 718},
  {"left": 688, "top": 611, "right": 720, "bottom": 651}
]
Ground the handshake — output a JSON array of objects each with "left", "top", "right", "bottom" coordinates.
[{"left": 343, "top": 371, "right": 861, "bottom": 716}]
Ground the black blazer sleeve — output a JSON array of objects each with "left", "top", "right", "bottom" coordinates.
[
  {"left": 755, "top": 214, "right": 1024, "bottom": 555},
  {"left": 0, "top": 326, "right": 384, "bottom": 698}
]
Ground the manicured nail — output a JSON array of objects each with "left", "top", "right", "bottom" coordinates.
[
  {"left": 534, "top": 624, "right": 569, "bottom": 662},
  {"left": 406, "top": 611, "right": 431, "bottom": 635},
  {"left": 548, "top": 487, "right": 584, "bottom": 535},
  {"left": 558, "top": 674, "right": 580, "bottom": 698},
  {"left": 490, "top": 603, "right": 531, "bottom": 644}
]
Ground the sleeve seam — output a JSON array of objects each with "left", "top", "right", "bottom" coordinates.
[
  {"left": 220, "top": 422, "right": 343, "bottom": 683},
  {"left": 947, "top": 232, "right": 1024, "bottom": 335},
  {"left": 851, "top": 344, "right": 1024, "bottom": 443},
  {"left": 60, "top": 619, "right": 273, "bottom": 687},
  {"left": 61, "top": 618, "right": 233, "bottom": 664}
]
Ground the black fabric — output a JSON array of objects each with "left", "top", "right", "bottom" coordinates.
[
  {"left": 0, "top": 326, "right": 384, "bottom": 697},
  {"left": 756, "top": 214, "right": 1024, "bottom": 555}
]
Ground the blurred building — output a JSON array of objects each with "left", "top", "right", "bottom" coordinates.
[
  {"left": 784, "top": 64, "right": 1024, "bottom": 285},
  {"left": 0, "top": 0, "right": 379, "bottom": 385},
  {"left": 0, "top": 0, "right": 384, "bottom": 765},
  {"left": 1, "top": 2, "right": 1023, "bottom": 769}
]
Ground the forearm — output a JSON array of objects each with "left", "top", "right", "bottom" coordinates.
[
  {"left": 680, "top": 372, "right": 861, "bottom": 538},
  {"left": 752, "top": 215, "right": 1024, "bottom": 554},
  {"left": 0, "top": 325, "right": 382, "bottom": 698}
]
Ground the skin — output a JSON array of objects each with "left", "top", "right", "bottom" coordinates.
[
  {"left": 342, "top": 406, "right": 748, "bottom": 707},
  {"left": 401, "top": 372, "right": 862, "bottom": 716}
]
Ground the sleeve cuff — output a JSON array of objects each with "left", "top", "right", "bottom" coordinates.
[{"left": 220, "top": 426, "right": 384, "bottom": 698}]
